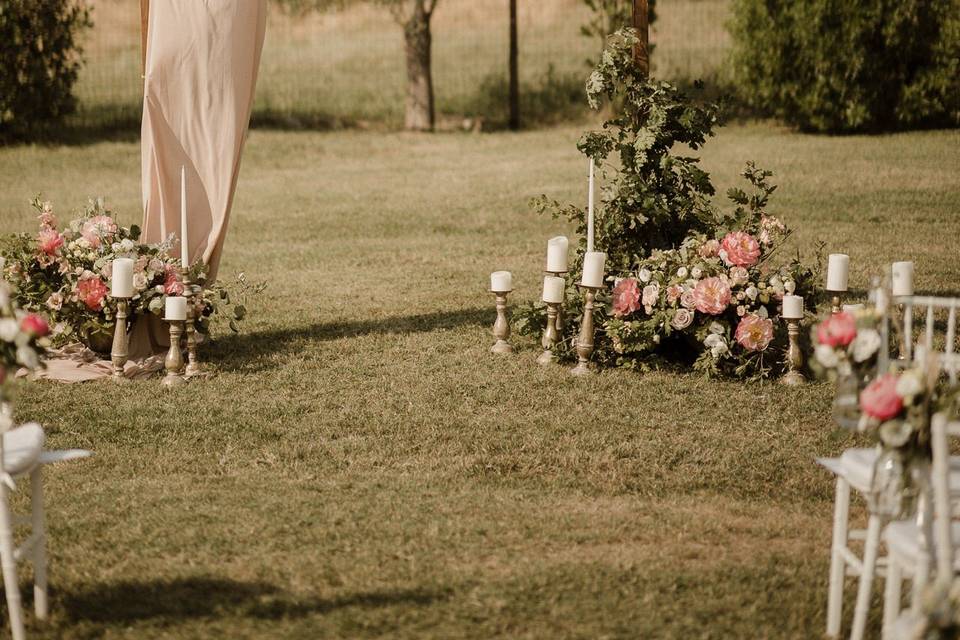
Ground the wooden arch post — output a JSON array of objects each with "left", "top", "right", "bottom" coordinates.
[
  {"left": 140, "top": 0, "right": 150, "bottom": 78},
  {"left": 632, "top": 0, "right": 649, "bottom": 77}
]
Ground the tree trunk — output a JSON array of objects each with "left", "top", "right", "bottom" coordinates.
[
  {"left": 403, "top": 0, "right": 435, "bottom": 131},
  {"left": 632, "top": 0, "right": 650, "bottom": 77},
  {"left": 508, "top": 0, "right": 519, "bottom": 130}
]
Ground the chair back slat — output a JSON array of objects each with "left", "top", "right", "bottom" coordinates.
[
  {"left": 932, "top": 413, "right": 958, "bottom": 580},
  {"left": 946, "top": 304, "right": 957, "bottom": 385},
  {"left": 925, "top": 305, "right": 936, "bottom": 354}
]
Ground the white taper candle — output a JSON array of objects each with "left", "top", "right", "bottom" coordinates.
[
  {"left": 587, "top": 159, "right": 595, "bottom": 253},
  {"left": 180, "top": 165, "right": 189, "bottom": 268}
]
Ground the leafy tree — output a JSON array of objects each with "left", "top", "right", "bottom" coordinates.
[
  {"left": 274, "top": 0, "right": 440, "bottom": 131},
  {"left": 0, "top": 0, "right": 92, "bottom": 141}
]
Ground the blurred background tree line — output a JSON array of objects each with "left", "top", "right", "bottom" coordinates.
[{"left": 1, "top": 0, "right": 957, "bottom": 142}]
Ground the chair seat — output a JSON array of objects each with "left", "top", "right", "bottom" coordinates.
[
  {"left": 885, "top": 520, "right": 960, "bottom": 566},
  {"left": 886, "top": 611, "right": 924, "bottom": 640},
  {"left": 2, "top": 423, "right": 44, "bottom": 477},
  {"left": 819, "top": 449, "right": 960, "bottom": 494}
]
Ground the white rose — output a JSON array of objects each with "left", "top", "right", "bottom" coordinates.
[
  {"left": 851, "top": 329, "right": 881, "bottom": 363},
  {"left": 133, "top": 273, "right": 148, "bottom": 291},
  {"left": 691, "top": 267, "right": 702, "bottom": 279},
  {"left": 120, "top": 239, "right": 135, "bottom": 252},
  {"left": 784, "top": 280, "right": 796, "bottom": 294},
  {"left": 639, "top": 268, "right": 652, "bottom": 283},
  {"left": 815, "top": 344, "right": 840, "bottom": 369},
  {"left": 746, "top": 285, "right": 759, "bottom": 300},
  {"left": 895, "top": 370, "right": 924, "bottom": 401},
  {"left": 0, "top": 319, "right": 19, "bottom": 342},
  {"left": 676, "top": 267, "right": 689, "bottom": 279},
  {"left": 756, "top": 306, "right": 769, "bottom": 319}
]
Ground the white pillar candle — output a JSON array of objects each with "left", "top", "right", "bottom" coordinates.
[
  {"left": 581, "top": 251, "right": 606, "bottom": 288},
  {"left": 891, "top": 261, "right": 914, "bottom": 297},
  {"left": 180, "top": 165, "right": 189, "bottom": 268},
  {"left": 587, "top": 159, "right": 595, "bottom": 253},
  {"left": 826, "top": 254, "right": 849, "bottom": 292},
  {"left": 842, "top": 303, "right": 865, "bottom": 313},
  {"left": 542, "top": 276, "right": 565, "bottom": 303},
  {"left": 490, "top": 271, "right": 512, "bottom": 292},
  {"left": 781, "top": 294, "right": 804, "bottom": 319},
  {"left": 165, "top": 296, "right": 187, "bottom": 321},
  {"left": 546, "top": 236, "right": 569, "bottom": 272},
  {"left": 110, "top": 258, "right": 134, "bottom": 298}
]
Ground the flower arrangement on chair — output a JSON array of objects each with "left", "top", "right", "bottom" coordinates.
[{"left": 0, "top": 280, "right": 49, "bottom": 389}]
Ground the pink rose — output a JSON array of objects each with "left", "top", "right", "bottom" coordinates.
[
  {"left": 80, "top": 215, "right": 118, "bottom": 249},
  {"left": 720, "top": 231, "right": 761, "bottom": 267},
  {"left": 163, "top": 266, "right": 184, "bottom": 296},
  {"left": 641, "top": 283, "right": 660, "bottom": 307},
  {"left": 37, "top": 228, "right": 64, "bottom": 256},
  {"left": 666, "top": 284, "right": 683, "bottom": 304},
  {"left": 699, "top": 239, "right": 721, "bottom": 259},
  {"left": 680, "top": 289, "right": 696, "bottom": 309},
  {"left": 76, "top": 276, "right": 108, "bottom": 311},
  {"left": 734, "top": 313, "right": 774, "bottom": 351},
  {"left": 19, "top": 314, "right": 49, "bottom": 337},
  {"left": 817, "top": 312, "right": 857, "bottom": 348},
  {"left": 611, "top": 278, "right": 641, "bottom": 317},
  {"left": 860, "top": 374, "right": 904, "bottom": 421},
  {"left": 671, "top": 308, "right": 694, "bottom": 330},
  {"left": 693, "top": 277, "right": 732, "bottom": 315}
]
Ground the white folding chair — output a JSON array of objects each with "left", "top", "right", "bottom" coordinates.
[
  {"left": 819, "top": 292, "right": 960, "bottom": 639},
  {"left": 0, "top": 404, "right": 91, "bottom": 640},
  {"left": 883, "top": 412, "right": 960, "bottom": 639}
]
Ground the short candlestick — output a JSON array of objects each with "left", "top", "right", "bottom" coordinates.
[
  {"left": 490, "top": 290, "right": 513, "bottom": 354},
  {"left": 537, "top": 302, "right": 561, "bottom": 366},
  {"left": 571, "top": 285, "right": 600, "bottom": 376},
  {"left": 781, "top": 318, "right": 805, "bottom": 385},
  {"left": 545, "top": 270, "right": 568, "bottom": 332},
  {"left": 161, "top": 319, "right": 186, "bottom": 388},
  {"left": 110, "top": 298, "right": 130, "bottom": 382}
]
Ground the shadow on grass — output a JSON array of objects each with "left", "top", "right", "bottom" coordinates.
[
  {"left": 206, "top": 306, "right": 490, "bottom": 373},
  {"left": 58, "top": 576, "right": 448, "bottom": 624}
]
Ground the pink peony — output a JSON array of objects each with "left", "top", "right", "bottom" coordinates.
[
  {"left": 37, "top": 228, "right": 64, "bottom": 256},
  {"left": 817, "top": 312, "right": 857, "bottom": 348},
  {"left": 19, "top": 314, "right": 49, "bottom": 337},
  {"left": 693, "top": 277, "right": 732, "bottom": 315},
  {"left": 163, "top": 266, "right": 184, "bottom": 296},
  {"left": 76, "top": 276, "right": 108, "bottom": 311},
  {"left": 699, "top": 239, "right": 721, "bottom": 259},
  {"left": 671, "top": 308, "right": 694, "bottom": 330},
  {"left": 80, "top": 215, "right": 118, "bottom": 248},
  {"left": 735, "top": 313, "right": 774, "bottom": 351},
  {"left": 611, "top": 279, "right": 641, "bottom": 317},
  {"left": 720, "top": 231, "right": 762, "bottom": 267},
  {"left": 860, "top": 374, "right": 904, "bottom": 421}
]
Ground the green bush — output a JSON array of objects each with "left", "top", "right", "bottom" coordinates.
[
  {"left": 0, "top": 0, "right": 92, "bottom": 141},
  {"left": 731, "top": 0, "right": 960, "bottom": 132}
]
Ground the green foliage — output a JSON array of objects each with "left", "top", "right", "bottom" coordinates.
[
  {"left": 462, "top": 65, "right": 586, "bottom": 130},
  {"left": 731, "top": 0, "right": 960, "bottom": 132},
  {"left": 0, "top": 0, "right": 92, "bottom": 141},
  {"left": 533, "top": 29, "right": 723, "bottom": 276}
]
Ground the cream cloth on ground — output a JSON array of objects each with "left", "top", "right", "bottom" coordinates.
[{"left": 20, "top": 344, "right": 164, "bottom": 383}]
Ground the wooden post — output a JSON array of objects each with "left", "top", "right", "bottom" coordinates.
[
  {"left": 508, "top": 0, "right": 520, "bottom": 130},
  {"left": 632, "top": 0, "right": 649, "bottom": 77},
  {"left": 140, "top": 0, "right": 150, "bottom": 78}
]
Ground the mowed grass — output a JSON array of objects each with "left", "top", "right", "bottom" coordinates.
[{"left": 0, "top": 122, "right": 957, "bottom": 637}]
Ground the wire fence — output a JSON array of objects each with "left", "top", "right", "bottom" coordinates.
[{"left": 71, "top": 0, "right": 732, "bottom": 132}]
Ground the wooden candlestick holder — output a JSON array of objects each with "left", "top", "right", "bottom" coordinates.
[
  {"left": 828, "top": 290, "right": 844, "bottom": 314},
  {"left": 110, "top": 298, "right": 130, "bottom": 382},
  {"left": 781, "top": 318, "right": 805, "bottom": 385},
  {"left": 537, "top": 302, "right": 561, "bottom": 366},
  {"left": 182, "top": 273, "right": 202, "bottom": 378},
  {"left": 490, "top": 290, "right": 513, "bottom": 354},
  {"left": 571, "top": 285, "right": 600, "bottom": 377},
  {"left": 161, "top": 319, "right": 186, "bottom": 388}
]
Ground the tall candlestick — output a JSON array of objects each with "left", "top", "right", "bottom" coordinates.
[
  {"left": 110, "top": 299, "right": 129, "bottom": 382},
  {"left": 546, "top": 236, "right": 569, "bottom": 272},
  {"left": 537, "top": 302, "right": 560, "bottom": 366},
  {"left": 581, "top": 251, "right": 606, "bottom": 288},
  {"left": 781, "top": 318, "right": 805, "bottom": 385},
  {"left": 111, "top": 258, "right": 134, "bottom": 298},
  {"left": 826, "top": 253, "right": 849, "bottom": 292},
  {"left": 891, "top": 261, "right": 914, "bottom": 297},
  {"left": 571, "top": 285, "right": 599, "bottom": 376},
  {"left": 161, "top": 320, "right": 186, "bottom": 388},
  {"left": 490, "top": 291, "right": 513, "bottom": 354},
  {"left": 587, "top": 159, "right": 595, "bottom": 252},
  {"left": 180, "top": 165, "right": 189, "bottom": 268}
]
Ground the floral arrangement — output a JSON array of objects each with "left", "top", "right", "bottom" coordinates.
[
  {"left": 0, "top": 197, "right": 262, "bottom": 354},
  {"left": 0, "top": 280, "right": 49, "bottom": 397},
  {"left": 906, "top": 579, "right": 960, "bottom": 640},
  {"left": 0, "top": 197, "right": 175, "bottom": 351}
]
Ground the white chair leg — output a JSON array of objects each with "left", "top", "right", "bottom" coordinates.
[
  {"left": 827, "top": 477, "right": 851, "bottom": 638},
  {"left": 30, "top": 467, "right": 47, "bottom": 620},
  {"left": 882, "top": 554, "right": 902, "bottom": 640},
  {"left": 850, "top": 514, "right": 883, "bottom": 640},
  {"left": 0, "top": 486, "right": 26, "bottom": 640}
]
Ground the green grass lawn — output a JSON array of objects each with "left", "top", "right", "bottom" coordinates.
[{"left": 0, "top": 121, "right": 957, "bottom": 638}]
